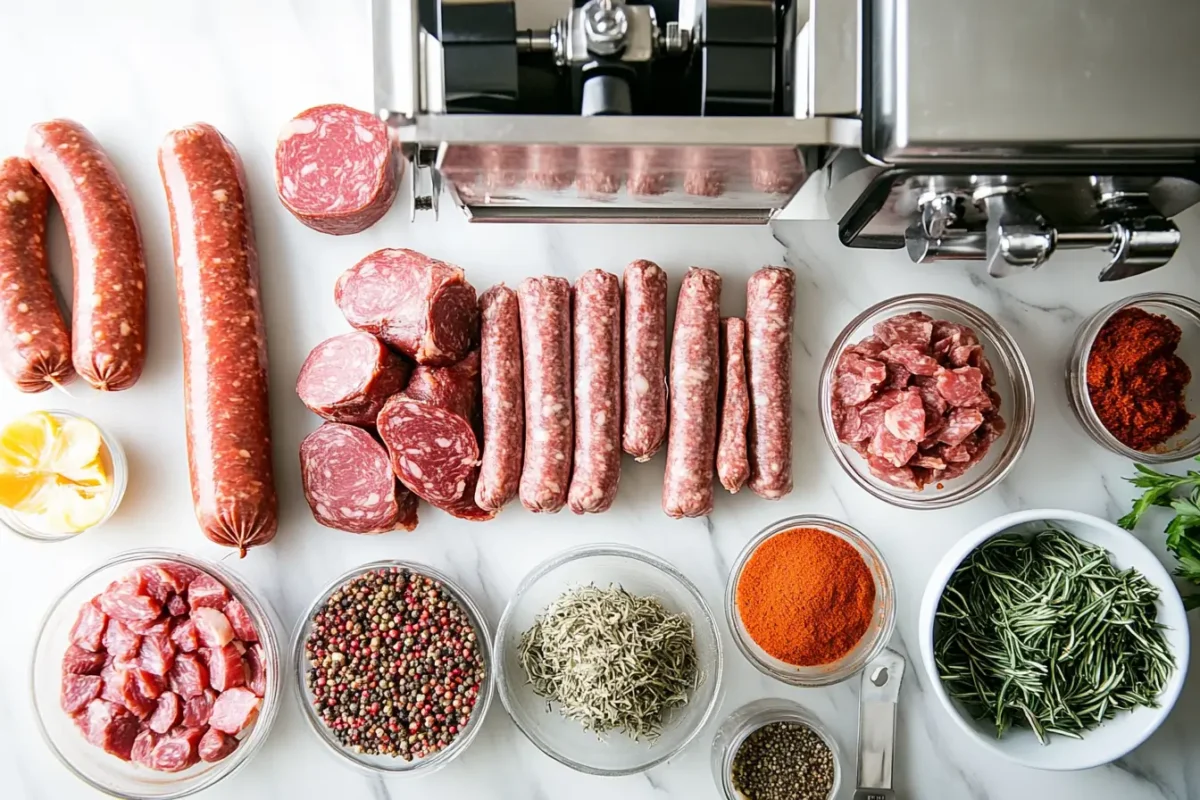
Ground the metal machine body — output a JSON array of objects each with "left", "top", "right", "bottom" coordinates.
[{"left": 374, "top": 0, "right": 1200, "bottom": 279}]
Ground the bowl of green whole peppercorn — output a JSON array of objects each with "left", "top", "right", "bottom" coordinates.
[{"left": 711, "top": 698, "right": 842, "bottom": 800}]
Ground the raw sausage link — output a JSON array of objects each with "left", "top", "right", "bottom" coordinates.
[
  {"left": 158, "top": 123, "right": 278, "bottom": 555},
  {"left": 0, "top": 157, "right": 72, "bottom": 392},
  {"left": 663, "top": 267, "right": 722, "bottom": 518},
  {"left": 621, "top": 259, "right": 668, "bottom": 461},
  {"left": 26, "top": 119, "right": 147, "bottom": 391},
  {"left": 518, "top": 276, "right": 573, "bottom": 513},
  {"left": 746, "top": 266, "right": 796, "bottom": 499},
  {"left": 716, "top": 317, "right": 750, "bottom": 493},
  {"left": 476, "top": 285, "right": 523, "bottom": 511},
  {"left": 568, "top": 270, "right": 622, "bottom": 514}
]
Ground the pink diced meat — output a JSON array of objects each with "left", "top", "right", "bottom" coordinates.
[
  {"left": 205, "top": 644, "right": 246, "bottom": 692},
  {"left": 99, "top": 580, "right": 162, "bottom": 623},
  {"left": 199, "top": 727, "right": 239, "bottom": 763},
  {"left": 69, "top": 600, "right": 108, "bottom": 652},
  {"left": 223, "top": 599, "right": 258, "bottom": 642},
  {"left": 187, "top": 574, "right": 230, "bottom": 611},
  {"left": 148, "top": 691, "right": 182, "bottom": 734},
  {"left": 159, "top": 563, "right": 202, "bottom": 591},
  {"left": 149, "top": 727, "right": 204, "bottom": 772},
  {"left": 62, "top": 674, "right": 103, "bottom": 714},
  {"left": 938, "top": 408, "right": 985, "bottom": 447},
  {"left": 834, "top": 355, "right": 887, "bottom": 405},
  {"left": 81, "top": 699, "right": 140, "bottom": 761},
  {"left": 873, "top": 311, "right": 933, "bottom": 348},
  {"left": 166, "top": 594, "right": 189, "bottom": 617},
  {"left": 879, "top": 344, "right": 939, "bottom": 376},
  {"left": 62, "top": 644, "right": 107, "bottom": 675},
  {"left": 868, "top": 425, "right": 917, "bottom": 468},
  {"left": 245, "top": 643, "right": 267, "bottom": 698},
  {"left": 883, "top": 389, "right": 926, "bottom": 442},
  {"left": 865, "top": 455, "right": 922, "bottom": 491},
  {"left": 182, "top": 689, "right": 216, "bottom": 728},
  {"left": 100, "top": 664, "right": 158, "bottom": 718},
  {"left": 171, "top": 619, "right": 200, "bottom": 653},
  {"left": 131, "top": 729, "right": 159, "bottom": 768},
  {"left": 168, "top": 653, "right": 209, "bottom": 699},
  {"left": 135, "top": 565, "right": 183, "bottom": 602},
  {"left": 103, "top": 619, "right": 141, "bottom": 661},
  {"left": 138, "top": 621, "right": 177, "bottom": 676},
  {"left": 935, "top": 366, "right": 986, "bottom": 407},
  {"left": 210, "top": 687, "right": 261, "bottom": 734},
  {"left": 192, "top": 607, "right": 235, "bottom": 648}
]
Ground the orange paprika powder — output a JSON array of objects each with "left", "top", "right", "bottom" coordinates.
[{"left": 736, "top": 527, "right": 875, "bottom": 666}]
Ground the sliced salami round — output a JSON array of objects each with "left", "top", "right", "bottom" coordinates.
[
  {"left": 300, "top": 423, "right": 412, "bottom": 534},
  {"left": 275, "top": 104, "right": 399, "bottom": 235},
  {"left": 336, "top": 249, "right": 479, "bottom": 366},
  {"left": 296, "top": 331, "right": 411, "bottom": 425},
  {"left": 377, "top": 397, "right": 479, "bottom": 505}
]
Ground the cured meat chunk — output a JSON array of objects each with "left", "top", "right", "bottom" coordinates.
[
  {"left": 936, "top": 366, "right": 986, "bottom": 407},
  {"left": 63, "top": 644, "right": 107, "bottom": 675},
  {"left": 193, "top": 608, "right": 235, "bottom": 649},
  {"left": 100, "top": 664, "right": 160, "bottom": 718},
  {"left": 663, "top": 267, "right": 722, "bottom": 517},
  {"left": 245, "top": 643, "right": 267, "bottom": 697},
  {"left": 223, "top": 599, "right": 258, "bottom": 643},
  {"left": 62, "top": 674, "right": 103, "bottom": 714},
  {"left": 170, "top": 619, "right": 200, "bottom": 653},
  {"left": 131, "top": 729, "right": 158, "bottom": 768},
  {"left": 186, "top": 574, "right": 230, "bottom": 611},
  {"left": 160, "top": 563, "right": 202, "bottom": 590},
  {"left": 149, "top": 726, "right": 204, "bottom": 772},
  {"left": 866, "top": 456, "right": 922, "bottom": 491},
  {"left": 621, "top": 259, "right": 669, "bottom": 461},
  {"left": 717, "top": 317, "right": 751, "bottom": 493},
  {"left": 148, "top": 691, "right": 182, "bottom": 734},
  {"left": 835, "top": 355, "right": 887, "bottom": 406},
  {"left": 746, "top": 266, "right": 796, "bottom": 500},
  {"left": 883, "top": 390, "right": 926, "bottom": 442},
  {"left": 296, "top": 332, "right": 411, "bottom": 426},
  {"left": 135, "top": 565, "right": 188, "bottom": 603},
  {"left": 873, "top": 311, "right": 933, "bottom": 348},
  {"left": 869, "top": 425, "right": 918, "bottom": 469},
  {"left": 275, "top": 104, "right": 398, "bottom": 235},
  {"left": 431, "top": 468, "right": 498, "bottom": 522},
  {"left": 301, "top": 423, "right": 411, "bottom": 533},
  {"left": 938, "top": 408, "right": 986, "bottom": 447},
  {"left": 879, "top": 344, "right": 939, "bottom": 376},
  {"left": 81, "top": 699, "right": 140, "bottom": 760},
  {"left": 210, "top": 687, "right": 261, "bottom": 734},
  {"left": 400, "top": 349, "right": 480, "bottom": 420},
  {"left": 199, "top": 727, "right": 239, "bottom": 762},
  {"left": 379, "top": 398, "right": 479, "bottom": 504},
  {"left": 99, "top": 581, "right": 161, "bottom": 623},
  {"left": 138, "top": 620, "right": 176, "bottom": 676},
  {"left": 182, "top": 689, "right": 217, "bottom": 728},
  {"left": 848, "top": 335, "right": 886, "bottom": 359},
  {"left": 69, "top": 600, "right": 108, "bottom": 652},
  {"left": 168, "top": 653, "right": 209, "bottom": 699},
  {"left": 568, "top": 269, "right": 622, "bottom": 514},
  {"left": 166, "top": 594, "right": 189, "bottom": 617},
  {"left": 205, "top": 644, "right": 247, "bottom": 692},
  {"left": 336, "top": 248, "right": 479, "bottom": 366},
  {"left": 518, "top": 276, "right": 574, "bottom": 513},
  {"left": 476, "top": 285, "right": 523, "bottom": 511}
]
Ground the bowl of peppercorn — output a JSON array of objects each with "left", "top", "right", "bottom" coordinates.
[
  {"left": 1068, "top": 292, "right": 1200, "bottom": 462},
  {"left": 292, "top": 561, "right": 494, "bottom": 776}
]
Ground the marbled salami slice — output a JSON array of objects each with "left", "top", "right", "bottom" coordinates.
[
  {"left": 431, "top": 468, "right": 498, "bottom": 522},
  {"left": 936, "top": 366, "right": 986, "bottom": 407},
  {"left": 883, "top": 389, "right": 926, "bottom": 442},
  {"left": 296, "top": 331, "right": 411, "bottom": 426},
  {"left": 336, "top": 248, "right": 479, "bottom": 366},
  {"left": 873, "top": 311, "right": 934, "bottom": 348},
  {"left": 275, "top": 104, "right": 399, "bottom": 235},
  {"left": 300, "top": 423, "right": 413, "bottom": 534}
]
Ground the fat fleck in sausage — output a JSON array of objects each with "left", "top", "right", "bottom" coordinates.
[
  {"left": 716, "top": 317, "right": 750, "bottom": 493},
  {"left": 158, "top": 123, "right": 278, "bottom": 555},
  {"left": 746, "top": 266, "right": 796, "bottom": 499},
  {"left": 663, "top": 267, "right": 722, "bottom": 518},
  {"left": 476, "top": 285, "right": 523, "bottom": 511},
  {"left": 0, "top": 157, "right": 72, "bottom": 392},
  {"left": 621, "top": 259, "right": 668, "bottom": 461},
  {"left": 26, "top": 119, "right": 147, "bottom": 391},
  {"left": 518, "top": 276, "right": 573, "bottom": 513},
  {"left": 568, "top": 270, "right": 622, "bottom": 514}
]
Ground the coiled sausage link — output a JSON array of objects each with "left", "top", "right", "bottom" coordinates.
[
  {"left": 746, "top": 266, "right": 796, "bottom": 499},
  {"left": 518, "top": 276, "right": 573, "bottom": 513},
  {"left": 26, "top": 119, "right": 147, "bottom": 391},
  {"left": 0, "top": 157, "right": 72, "bottom": 392},
  {"left": 476, "top": 285, "right": 523, "bottom": 511},
  {"left": 568, "top": 269, "right": 622, "bottom": 514},
  {"left": 621, "top": 259, "right": 668, "bottom": 461},
  {"left": 158, "top": 123, "right": 278, "bottom": 555}
]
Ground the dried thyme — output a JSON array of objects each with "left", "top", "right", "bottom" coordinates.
[{"left": 517, "top": 584, "right": 699, "bottom": 741}]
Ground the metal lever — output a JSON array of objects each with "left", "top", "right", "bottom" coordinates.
[
  {"left": 408, "top": 146, "right": 440, "bottom": 222},
  {"left": 855, "top": 648, "right": 904, "bottom": 800},
  {"left": 975, "top": 188, "right": 1053, "bottom": 277}
]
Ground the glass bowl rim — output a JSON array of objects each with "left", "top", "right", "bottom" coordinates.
[{"left": 494, "top": 541, "right": 725, "bottom": 777}]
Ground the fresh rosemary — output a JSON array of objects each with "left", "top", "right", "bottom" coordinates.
[
  {"left": 517, "top": 584, "right": 700, "bottom": 741},
  {"left": 934, "top": 528, "right": 1175, "bottom": 744},
  {"left": 1119, "top": 458, "right": 1200, "bottom": 610}
]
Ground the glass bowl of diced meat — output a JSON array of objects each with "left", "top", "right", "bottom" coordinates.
[
  {"left": 31, "top": 549, "right": 282, "bottom": 798},
  {"left": 820, "top": 294, "right": 1035, "bottom": 509}
]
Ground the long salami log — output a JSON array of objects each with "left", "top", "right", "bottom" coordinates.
[
  {"left": 158, "top": 123, "right": 278, "bottom": 554},
  {"left": 621, "top": 259, "right": 669, "bottom": 461},
  {"left": 568, "top": 270, "right": 622, "bottom": 514},
  {"left": 518, "top": 276, "right": 573, "bottom": 513},
  {"left": 716, "top": 317, "right": 750, "bottom": 493},
  {"left": 746, "top": 266, "right": 796, "bottom": 499},
  {"left": 662, "top": 267, "right": 722, "bottom": 518},
  {"left": 476, "top": 285, "right": 523, "bottom": 511}
]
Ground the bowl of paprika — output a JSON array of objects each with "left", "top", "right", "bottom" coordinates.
[
  {"left": 726, "top": 515, "right": 896, "bottom": 686},
  {"left": 1067, "top": 292, "right": 1200, "bottom": 462}
]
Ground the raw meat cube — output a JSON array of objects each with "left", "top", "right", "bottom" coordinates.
[
  {"left": 182, "top": 689, "right": 216, "bottom": 728},
  {"left": 168, "top": 652, "right": 209, "bottom": 699},
  {"left": 103, "top": 619, "right": 142, "bottom": 661},
  {"left": 935, "top": 366, "right": 986, "bottom": 407},
  {"left": 223, "top": 599, "right": 258, "bottom": 643},
  {"left": 131, "top": 729, "right": 159, "bottom": 768},
  {"left": 99, "top": 580, "right": 162, "bottom": 623},
  {"left": 204, "top": 644, "right": 246, "bottom": 692},
  {"left": 187, "top": 574, "right": 229, "bottom": 611},
  {"left": 149, "top": 727, "right": 204, "bottom": 772},
  {"left": 100, "top": 664, "right": 158, "bottom": 718},
  {"left": 883, "top": 389, "right": 926, "bottom": 442},
  {"left": 62, "top": 644, "right": 106, "bottom": 675},
  {"left": 69, "top": 600, "right": 108, "bottom": 652},
  {"left": 135, "top": 565, "right": 183, "bottom": 602},
  {"left": 868, "top": 425, "right": 917, "bottom": 468},
  {"left": 192, "top": 607, "right": 235, "bottom": 648},
  {"left": 170, "top": 619, "right": 200, "bottom": 653},
  {"left": 158, "top": 562, "right": 202, "bottom": 591},
  {"left": 61, "top": 674, "right": 103, "bottom": 714},
  {"left": 148, "top": 691, "right": 182, "bottom": 734},
  {"left": 210, "top": 687, "right": 261, "bottom": 734},
  {"left": 834, "top": 355, "right": 887, "bottom": 405},
  {"left": 873, "top": 311, "right": 933, "bottom": 348},
  {"left": 879, "top": 344, "right": 939, "bottom": 376},
  {"left": 166, "top": 594, "right": 189, "bottom": 617},
  {"left": 199, "top": 727, "right": 239, "bottom": 762},
  {"left": 82, "top": 699, "right": 140, "bottom": 761},
  {"left": 245, "top": 643, "right": 267, "bottom": 698},
  {"left": 938, "top": 408, "right": 985, "bottom": 447},
  {"left": 138, "top": 622, "right": 176, "bottom": 676}
]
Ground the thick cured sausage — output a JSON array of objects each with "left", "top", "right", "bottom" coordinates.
[
  {"left": 475, "top": 285, "right": 523, "bottom": 511},
  {"left": 662, "top": 267, "right": 721, "bottom": 518},
  {"left": 275, "top": 104, "right": 399, "bottom": 235},
  {"left": 746, "top": 266, "right": 796, "bottom": 499},
  {"left": 717, "top": 317, "right": 750, "bottom": 493},
  {"left": 300, "top": 423, "right": 417, "bottom": 533},
  {"left": 336, "top": 248, "right": 479, "bottom": 366},
  {"left": 296, "top": 331, "right": 411, "bottom": 426},
  {"left": 518, "top": 276, "right": 573, "bottom": 513},
  {"left": 158, "top": 123, "right": 278, "bottom": 555},
  {"left": 0, "top": 157, "right": 72, "bottom": 392},
  {"left": 26, "top": 119, "right": 147, "bottom": 391},
  {"left": 568, "top": 270, "right": 622, "bottom": 514},
  {"left": 621, "top": 259, "right": 669, "bottom": 461}
]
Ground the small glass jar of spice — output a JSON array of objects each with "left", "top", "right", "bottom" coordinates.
[{"left": 726, "top": 515, "right": 895, "bottom": 686}]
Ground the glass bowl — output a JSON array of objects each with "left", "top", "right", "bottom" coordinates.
[
  {"left": 819, "top": 293, "right": 1035, "bottom": 509},
  {"left": 291, "top": 560, "right": 494, "bottom": 776},
  {"left": 495, "top": 543, "right": 724, "bottom": 776},
  {"left": 31, "top": 549, "right": 283, "bottom": 799},
  {"left": 1066, "top": 292, "right": 1200, "bottom": 463},
  {"left": 726, "top": 515, "right": 895, "bottom": 686},
  {"left": 710, "top": 698, "right": 844, "bottom": 800},
  {"left": 0, "top": 409, "right": 128, "bottom": 542}
]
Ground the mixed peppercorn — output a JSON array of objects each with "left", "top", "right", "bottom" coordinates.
[{"left": 303, "top": 566, "right": 486, "bottom": 760}]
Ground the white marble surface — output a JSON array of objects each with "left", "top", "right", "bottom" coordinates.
[{"left": 1, "top": 2, "right": 1198, "bottom": 799}]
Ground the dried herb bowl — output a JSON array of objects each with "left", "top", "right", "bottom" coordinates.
[{"left": 495, "top": 544, "right": 724, "bottom": 776}]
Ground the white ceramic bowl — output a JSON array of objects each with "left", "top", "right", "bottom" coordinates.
[{"left": 918, "top": 509, "right": 1190, "bottom": 771}]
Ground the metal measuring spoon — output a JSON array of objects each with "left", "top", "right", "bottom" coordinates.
[{"left": 854, "top": 648, "right": 905, "bottom": 800}]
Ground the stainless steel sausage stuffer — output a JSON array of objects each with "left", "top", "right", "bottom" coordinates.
[{"left": 374, "top": 0, "right": 1200, "bottom": 280}]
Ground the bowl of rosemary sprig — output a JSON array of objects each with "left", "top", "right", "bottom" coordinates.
[{"left": 918, "top": 508, "right": 1190, "bottom": 770}]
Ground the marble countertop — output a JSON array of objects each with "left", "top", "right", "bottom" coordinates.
[{"left": 1, "top": 2, "right": 1198, "bottom": 799}]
